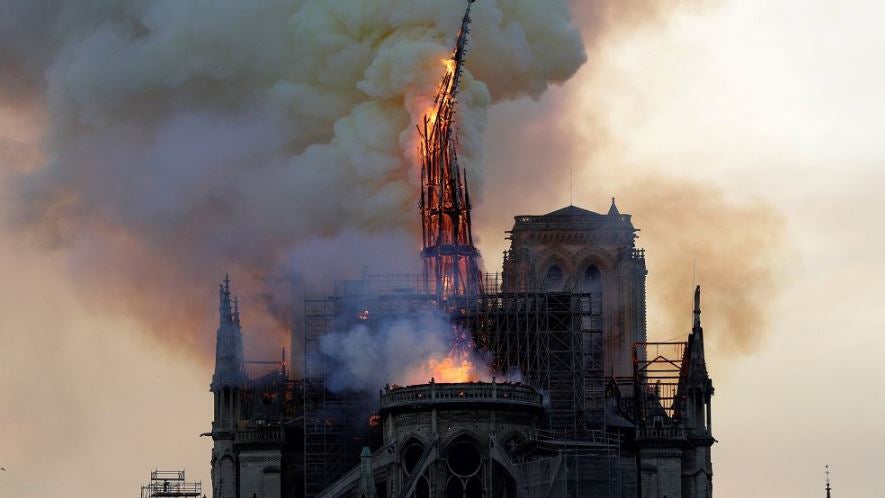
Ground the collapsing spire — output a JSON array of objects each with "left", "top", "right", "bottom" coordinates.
[{"left": 418, "top": 0, "right": 482, "bottom": 301}]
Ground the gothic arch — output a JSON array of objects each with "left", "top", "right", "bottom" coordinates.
[
  {"left": 441, "top": 430, "right": 484, "bottom": 453},
  {"left": 443, "top": 433, "right": 486, "bottom": 498},
  {"left": 574, "top": 250, "right": 619, "bottom": 294},
  {"left": 534, "top": 249, "right": 576, "bottom": 276},
  {"left": 398, "top": 434, "right": 429, "bottom": 453},
  {"left": 442, "top": 431, "right": 486, "bottom": 472},
  {"left": 535, "top": 251, "right": 575, "bottom": 291},
  {"left": 581, "top": 265, "right": 604, "bottom": 293},
  {"left": 399, "top": 436, "right": 428, "bottom": 477},
  {"left": 573, "top": 247, "right": 617, "bottom": 275}
]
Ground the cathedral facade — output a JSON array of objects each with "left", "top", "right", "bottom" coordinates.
[{"left": 207, "top": 201, "right": 715, "bottom": 498}]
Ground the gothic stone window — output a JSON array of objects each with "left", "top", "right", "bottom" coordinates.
[
  {"left": 543, "top": 265, "right": 565, "bottom": 291},
  {"left": 583, "top": 265, "right": 603, "bottom": 293},
  {"left": 445, "top": 436, "right": 484, "bottom": 498}
]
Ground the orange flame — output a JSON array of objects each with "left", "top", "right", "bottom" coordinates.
[
  {"left": 411, "top": 349, "right": 490, "bottom": 384},
  {"left": 442, "top": 57, "right": 456, "bottom": 75},
  {"left": 422, "top": 58, "right": 457, "bottom": 129}
]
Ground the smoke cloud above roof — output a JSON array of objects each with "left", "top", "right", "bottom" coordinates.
[{"left": 0, "top": 0, "right": 586, "bottom": 359}]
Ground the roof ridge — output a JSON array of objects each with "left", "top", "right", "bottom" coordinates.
[{"left": 542, "top": 205, "right": 602, "bottom": 217}]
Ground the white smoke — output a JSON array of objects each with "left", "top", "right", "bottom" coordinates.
[
  {"left": 318, "top": 311, "right": 494, "bottom": 393},
  {"left": 0, "top": 0, "right": 587, "bottom": 358}
]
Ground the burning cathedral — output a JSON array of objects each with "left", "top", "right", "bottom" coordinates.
[{"left": 205, "top": 3, "right": 715, "bottom": 497}]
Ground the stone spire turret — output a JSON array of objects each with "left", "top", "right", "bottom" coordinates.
[
  {"left": 209, "top": 275, "right": 246, "bottom": 498},
  {"left": 685, "top": 286, "right": 711, "bottom": 387},
  {"left": 673, "top": 285, "right": 716, "bottom": 497},
  {"left": 607, "top": 197, "right": 621, "bottom": 216},
  {"left": 211, "top": 274, "right": 244, "bottom": 389},
  {"left": 359, "top": 447, "right": 376, "bottom": 498},
  {"left": 232, "top": 295, "right": 240, "bottom": 328},
  {"left": 678, "top": 285, "right": 714, "bottom": 435},
  {"left": 219, "top": 274, "right": 233, "bottom": 325}
]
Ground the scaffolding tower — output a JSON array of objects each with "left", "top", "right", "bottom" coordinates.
[
  {"left": 140, "top": 470, "right": 202, "bottom": 498},
  {"left": 454, "top": 288, "right": 605, "bottom": 436}
]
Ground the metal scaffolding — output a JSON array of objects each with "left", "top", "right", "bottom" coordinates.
[
  {"left": 303, "top": 278, "right": 434, "bottom": 497},
  {"left": 454, "top": 290, "right": 605, "bottom": 436},
  {"left": 302, "top": 272, "right": 612, "bottom": 495},
  {"left": 304, "top": 296, "right": 362, "bottom": 497},
  {"left": 140, "top": 470, "right": 201, "bottom": 498},
  {"left": 633, "top": 341, "right": 687, "bottom": 436}
]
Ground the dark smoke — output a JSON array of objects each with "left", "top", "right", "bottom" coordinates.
[{"left": 0, "top": 0, "right": 587, "bottom": 364}]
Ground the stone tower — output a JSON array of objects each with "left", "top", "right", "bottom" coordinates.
[
  {"left": 676, "top": 286, "right": 715, "bottom": 498},
  {"left": 210, "top": 275, "right": 244, "bottom": 498},
  {"left": 501, "top": 200, "right": 647, "bottom": 377}
]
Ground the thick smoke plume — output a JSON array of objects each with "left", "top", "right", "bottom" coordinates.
[
  {"left": 2, "top": 0, "right": 779, "bottom": 365},
  {"left": 479, "top": 94, "right": 786, "bottom": 355},
  {"left": 318, "top": 312, "right": 493, "bottom": 393},
  {"left": 0, "top": 0, "right": 586, "bottom": 360},
  {"left": 619, "top": 179, "right": 785, "bottom": 354},
  {"left": 477, "top": 0, "right": 784, "bottom": 357}
]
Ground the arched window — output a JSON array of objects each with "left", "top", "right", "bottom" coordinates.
[
  {"left": 582, "top": 265, "right": 603, "bottom": 294},
  {"left": 447, "top": 438, "right": 482, "bottom": 477},
  {"left": 403, "top": 437, "right": 428, "bottom": 498},
  {"left": 401, "top": 438, "right": 425, "bottom": 476},
  {"left": 543, "top": 265, "right": 565, "bottom": 291},
  {"left": 445, "top": 436, "right": 484, "bottom": 498}
]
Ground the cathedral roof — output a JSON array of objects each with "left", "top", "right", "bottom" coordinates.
[
  {"left": 510, "top": 200, "right": 636, "bottom": 236},
  {"left": 513, "top": 202, "right": 633, "bottom": 228},
  {"left": 542, "top": 205, "right": 606, "bottom": 218}
]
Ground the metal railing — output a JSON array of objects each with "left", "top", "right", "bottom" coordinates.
[
  {"left": 140, "top": 471, "right": 202, "bottom": 498},
  {"left": 234, "top": 427, "right": 285, "bottom": 444},
  {"left": 380, "top": 382, "right": 543, "bottom": 410},
  {"left": 533, "top": 429, "right": 623, "bottom": 448},
  {"left": 637, "top": 427, "right": 687, "bottom": 440}
]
